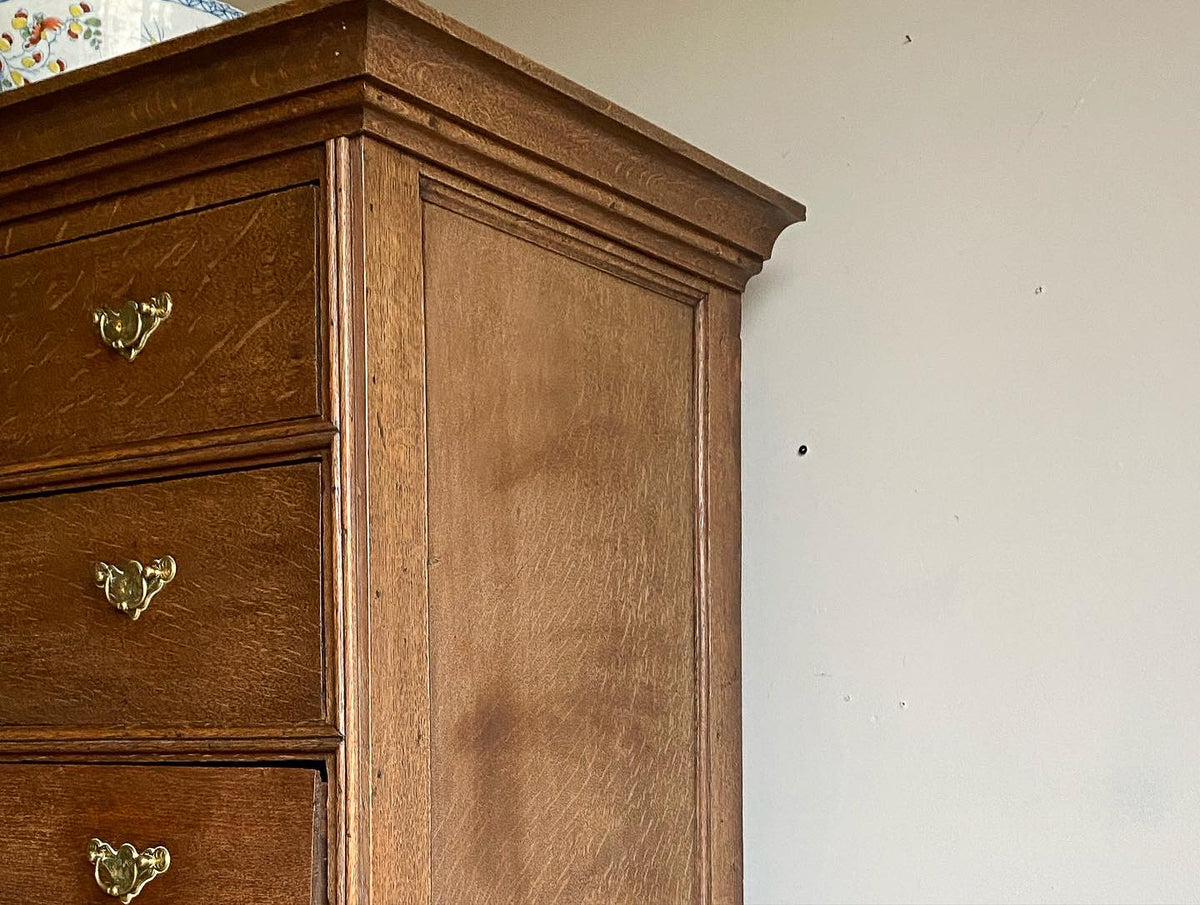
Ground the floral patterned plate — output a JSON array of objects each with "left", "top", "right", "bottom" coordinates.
[{"left": 0, "top": 0, "right": 241, "bottom": 90}]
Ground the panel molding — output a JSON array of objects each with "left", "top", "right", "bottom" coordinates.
[
  {"left": 329, "top": 133, "right": 364, "bottom": 905},
  {"left": 421, "top": 175, "right": 724, "bottom": 904},
  {"left": 0, "top": 727, "right": 343, "bottom": 758},
  {"left": 0, "top": 147, "right": 325, "bottom": 260},
  {"left": 364, "top": 88, "right": 755, "bottom": 291},
  {"left": 0, "top": 420, "right": 336, "bottom": 498},
  {"left": 423, "top": 199, "right": 701, "bottom": 902},
  {"left": 420, "top": 173, "right": 706, "bottom": 306},
  {"left": 694, "top": 296, "right": 713, "bottom": 905}
]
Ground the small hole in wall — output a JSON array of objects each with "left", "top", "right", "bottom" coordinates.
[
  {"left": 797, "top": 445, "right": 808, "bottom": 457},
  {"left": 899, "top": 700, "right": 908, "bottom": 709}
]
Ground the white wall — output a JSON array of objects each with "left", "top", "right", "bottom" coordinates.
[{"left": 250, "top": 1, "right": 1200, "bottom": 900}]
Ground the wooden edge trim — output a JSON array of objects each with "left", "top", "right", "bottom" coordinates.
[
  {"left": 0, "top": 420, "right": 336, "bottom": 498},
  {"left": 325, "top": 134, "right": 348, "bottom": 905},
  {"left": 331, "top": 133, "right": 368, "bottom": 905},
  {"left": 419, "top": 173, "right": 705, "bottom": 305},
  {"left": 361, "top": 86, "right": 757, "bottom": 292},
  {"left": 695, "top": 295, "right": 714, "bottom": 904},
  {"left": 0, "top": 81, "right": 369, "bottom": 216},
  {"left": 0, "top": 145, "right": 326, "bottom": 257},
  {"left": 369, "top": 0, "right": 800, "bottom": 261},
  {"left": 0, "top": 747, "right": 339, "bottom": 765},
  {"left": 361, "top": 137, "right": 433, "bottom": 905},
  {"left": 704, "top": 288, "right": 744, "bottom": 904},
  {"left": 0, "top": 0, "right": 802, "bottom": 246},
  {"left": 376, "top": 0, "right": 804, "bottom": 225},
  {"left": 2, "top": 57, "right": 795, "bottom": 295},
  {"left": 0, "top": 0, "right": 803, "bottom": 222},
  {"left": 1, "top": 67, "right": 786, "bottom": 294},
  {"left": 0, "top": 724, "right": 343, "bottom": 747}
]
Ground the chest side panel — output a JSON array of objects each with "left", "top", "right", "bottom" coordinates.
[{"left": 423, "top": 202, "right": 699, "bottom": 904}]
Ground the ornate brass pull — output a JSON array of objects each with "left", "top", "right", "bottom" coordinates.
[
  {"left": 92, "top": 293, "right": 172, "bottom": 361},
  {"left": 88, "top": 838, "right": 170, "bottom": 903},
  {"left": 93, "top": 556, "right": 177, "bottom": 620}
]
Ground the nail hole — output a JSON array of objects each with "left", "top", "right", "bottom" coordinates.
[{"left": 797, "top": 445, "right": 808, "bottom": 456}]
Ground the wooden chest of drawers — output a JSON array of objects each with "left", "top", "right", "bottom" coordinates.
[{"left": 0, "top": 1, "right": 802, "bottom": 902}]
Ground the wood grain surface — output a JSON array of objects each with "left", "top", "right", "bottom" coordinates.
[
  {"left": 702, "top": 289, "right": 744, "bottom": 905},
  {"left": 0, "top": 764, "right": 323, "bottom": 903},
  {"left": 360, "top": 140, "right": 434, "bottom": 901},
  {"left": 0, "top": 462, "right": 326, "bottom": 732},
  {"left": 0, "top": 148, "right": 323, "bottom": 260},
  {"left": 424, "top": 204, "right": 699, "bottom": 904},
  {"left": 0, "top": 186, "right": 321, "bottom": 467}
]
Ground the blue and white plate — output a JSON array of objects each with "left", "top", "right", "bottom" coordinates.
[{"left": 0, "top": 0, "right": 242, "bottom": 90}]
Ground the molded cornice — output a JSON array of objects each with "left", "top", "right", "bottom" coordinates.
[{"left": 0, "top": 0, "right": 804, "bottom": 289}]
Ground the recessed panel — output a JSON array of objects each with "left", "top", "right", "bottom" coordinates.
[{"left": 424, "top": 203, "right": 698, "bottom": 904}]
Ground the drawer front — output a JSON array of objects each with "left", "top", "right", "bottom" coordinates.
[
  {"left": 0, "top": 185, "right": 321, "bottom": 467},
  {"left": 0, "top": 764, "right": 323, "bottom": 903},
  {"left": 0, "top": 462, "right": 325, "bottom": 731}
]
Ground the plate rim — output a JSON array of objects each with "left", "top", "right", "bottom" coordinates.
[{"left": 156, "top": 0, "right": 243, "bottom": 23}]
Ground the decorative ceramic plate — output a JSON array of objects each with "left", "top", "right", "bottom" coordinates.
[{"left": 0, "top": 0, "right": 241, "bottom": 90}]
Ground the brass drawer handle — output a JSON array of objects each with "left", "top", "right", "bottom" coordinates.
[
  {"left": 88, "top": 838, "right": 170, "bottom": 903},
  {"left": 92, "top": 292, "right": 173, "bottom": 361},
  {"left": 94, "top": 556, "right": 177, "bottom": 620}
]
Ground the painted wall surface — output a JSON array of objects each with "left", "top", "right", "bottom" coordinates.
[{"left": 238, "top": 1, "right": 1200, "bottom": 901}]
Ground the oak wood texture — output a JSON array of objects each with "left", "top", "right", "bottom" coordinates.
[
  {"left": 0, "top": 147, "right": 324, "bottom": 260},
  {"left": 360, "top": 139, "right": 435, "bottom": 902},
  {"left": 0, "top": 420, "right": 336, "bottom": 499},
  {"left": 423, "top": 203, "right": 698, "bottom": 903},
  {"left": 0, "top": 764, "right": 324, "bottom": 903},
  {"left": 0, "top": 2, "right": 803, "bottom": 903},
  {"left": 0, "top": 462, "right": 326, "bottom": 733},
  {"left": 703, "top": 289, "right": 745, "bottom": 904},
  {"left": 0, "top": 186, "right": 321, "bottom": 468}
]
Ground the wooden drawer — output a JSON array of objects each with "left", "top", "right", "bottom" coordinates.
[
  {"left": 0, "top": 461, "right": 325, "bottom": 732},
  {"left": 0, "top": 764, "right": 324, "bottom": 903},
  {"left": 0, "top": 185, "right": 321, "bottom": 468}
]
